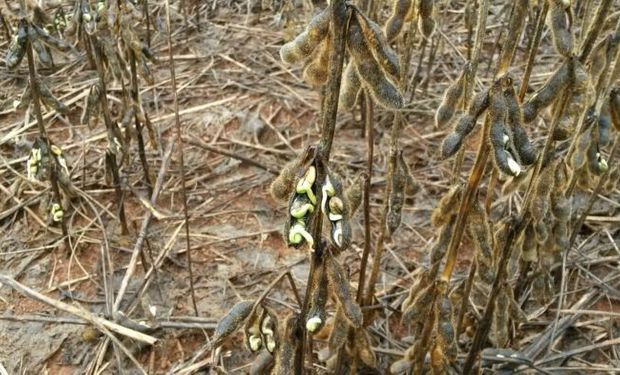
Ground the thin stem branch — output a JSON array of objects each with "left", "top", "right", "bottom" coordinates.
[{"left": 165, "top": 0, "right": 198, "bottom": 317}]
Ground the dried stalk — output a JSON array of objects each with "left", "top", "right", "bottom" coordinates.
[{"left": 165, "top": 0, "right": 198, "bottom": 317}]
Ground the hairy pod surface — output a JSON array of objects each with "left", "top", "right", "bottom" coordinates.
[
  {"left": 339, "top": 62, "right": 362, "bottom": 111},
  {"left": 303, "top": 36, "right": 331, "bottom": 87},
  {"left": 325, "top": 254, "right": 363, "bottom": 327},
  {"left": 441, "top": 88, "right": 490, "bottom": 158},
  {"left": 347, "top": 16, "right": 403, "bottom": 109},
  {"left": 306, "top": 257, "right": 328, "bottom": 334},
  {"left": 430, "top": 217, "right": 455, "bottom": 265},
  {"left": 468, "top": 202, "right": 493, "bottom": 271},
  {"left": 385, "top": 0, "right": 413, "bottom": 42},
  {"left": 280, "top": 7, "right": 330, "bottom": 65},
  {"left": 522, "top": 60, "right": 572, "bottom": 123},
  {"left": 355, "top": 11, "right": 400, "bottom": 79},
  {"left": 270, "top": 159, "right": 299, "bottom": 201},
  {"left": 212, "top": 300, "right": 254, "bottom": 346},
  {"left": 249, "top": 351, "right": 274, "bottom": 375},
  {"left": 431, "top": 186, "right": 462, "bottom": 228},
  {"left": 344, "top": 176, "right": 363, "bottom": 216},
  {"left": 271, "top": 314, "right": 299, "bottom": 375},
  {"left": 504, "top": 84, "right": 536, "bottom": 165},
  {"left": 488, "top": 81, "right": 520, "bottom": 176},
  {"left": 548, "top": 0, "right": 573, "bottom": 56},
  {"left": 387, "top": 151, "right": 408, "bottom": 235},
  {"left": 435, "top": 67, "right": 467, "bottom": 128},
  {"left": 417, "top": 0, "right": 436, "bottom": 39},
  {"left": 5, "top": 20, "right": 28, "bottom": 70}
]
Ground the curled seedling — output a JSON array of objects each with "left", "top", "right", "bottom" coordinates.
[
  {"left": 385, "top": 0, "right": 413, "bottom": 42},
  {"left": 435, "top": 65, "right": 467, "bottom": 128},
  {"left": 279, "top": 7, "right": 330, "bottom": 65},
  {"left": 284, "top": 163, "right": 317, "bottom": 249},
  {"left": 244, "top": 306, "right": 264, "bottom": 353},
  {"left": 347, "top": 11, "right": 403, "bottom": 109}
]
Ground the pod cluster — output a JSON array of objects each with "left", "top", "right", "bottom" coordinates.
[
  {"left": 385, "top": 0, "right": 435, "bottom": 42},
  {"left": 272, "top": 151, "right": 359, "bottom": 253},
  {"left": 280, "top": 4, "right": 403, "bottom": 109},
  {"left": 441, "top": 76, "right": 537, "bottom": 177}
]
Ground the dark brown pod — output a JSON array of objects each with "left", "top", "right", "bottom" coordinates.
[
  {"left": 387, "top": 151, "right": 407, "bottom": 235},
  {"left": 250, "top": 350, "right": 274, "bottom": 375},
  {"left": 522, "top": 59, "right": 572, "bottom": 123},
  {"left": 5, "top": 20, "right": 28, "bottom": 70},
  {"left": 306, "top": 257, "right": 328, "bottom": 334},
  {"left": 441, "top": 88, "right": 490, "bottom": 158},
  {"left": 211, "top": 300, "right": 255, "bottom": 347},
  {"left": 385, "top": 0, "right": 413, "bottom": 42},
  {"left": 435, "top": 67, "right": 467, "bottom": 128},
  {"left": 339, "top": 62, "right": 362, "bottom": 111},
  {"left": 488, "top": 82, "right": 520, "bottom": 176},
  {"left": 548, "top": 0, "right": 573, "bottom": 57},
  {"left": 504, "top": 84, "right": 536, "bottom": 165},
  {"left": 271, "top": 314, "right": 300, "bottom": 375},
  {"left": 280, "top": 7, "right": 330, "bottom": 65},
  {"left": 325, "top": 254, "right": 363, "bottom": 328},
  {"left": 355, "top": 11, "right": 400, "bottom": 79},
  {"left": 347, "top": 16, "right": 403, "bottom": 109},
  {"left": 418, "top": 0, "right": 436, "bottom": 39}
]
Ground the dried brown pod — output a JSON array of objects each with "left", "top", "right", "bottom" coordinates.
[
  {"left": 441, "top": 88, "right": 490, "bottom": 158},
  {"left": 570, "top": 128, "right": 591, "bottom": 171},
  {"left": 344, "top": 175, "right": 363, "bottom": 216},
  {"left": 401, "top": 283, "right": 434, "bottom": 326},
  {"left": 270, "top": 159, "right": 299, "bottom": 201},
  {"left": 491, "top": 287, "right": 510, "bottom": 347},
  {"left": 588, "top": 36, "right": 609, "bottom": 86},
  {"left": 303, "top": 36, "right": 330, "bottom": 87},
  {"left": 280, "top": 7, "right": 330, "bottom": 65},
  {"left": 431, "top": 186, "right": 462, "bottom": 228},
  {"left": 468, "top": 202, "right": 493, "bottom": 283},
  {"left": 435, "top": 66, "right": 467, "bottom": 128},
  {"left": 351, "top": 330, "right": 377, "bottom": 368},
  {"left": 387, "top": 151, "right": 407, "bottom": 235},
  {"left": 327, "top": 308, "right": 349, "bottom": 355},
  {"left": 436, "top": 295, "right": 456, "bottom": 361},
  {"left": 430, "top": 217, "right": 455, "bottom": 265},
  {"left": 385, "top": 0, "right": 414, "bottom": 42},
  {"left": 567, "top": 61, "right": 595, "bottom": 118},
  {"left": 306, "top": 257, "right": 328, "bottom": 334},
  {"left": 504, "top": 84, "right": 536, "bottom": 165},
  {"left": 531, "top": 159, "right": 557, "bottom": 220},
  {"left": 211, "top": 300, "right": 254, "bottom": 348},
  {"left": 32, "top": 24, "right": 72, "bottom": 52},
  {"left": 488, "top": 81, "right": 521, "bottom": 176},
  {"left": 82, "top": 83, "right": 102, "bottom": 129},
  {"left": 603, "top": 165, "right": 619, "bottom": 193},
  {"left": 38, "top": 79, "right": 69, "bottom": 114},
  {"left": 598, "top": 103, "right": 612, "bottom": 146},
  {"left": 271, "top": 313, "right": 300, "bottom": 375},
  {"left": 522, "top": 59, "right": 572, "bottom": 123},
  {"left": 325, "top": 253, "right": 363, "bottom": 328},
  {"left": 31, "top": 34, "right": 53, "bottom": 67},
  {"left": 339, "top": 62, "right": 362, "bottom": 111},
  {"left": 250, "top": 350, "right": 274, "bottom": 375},
  {"left": 6, "top": 20, "right": 28, "bottom": 70},
  {"left": 16, "top": 84, "right": 32, "bottom": 110},
  {"left": 355, "top": 10, "right": 400, "bottom": 80},
  {"left": 417, "top": 0, "right": 436, "bottom": 39},
  {"left": 347, "top": 16, "right": 403, "bottom": 109},
  {"left": 401, "top": 271, "right": 430, "bottom": 312},
  {"left": 548, "top": 0, "right": 573, "bottom": 57},
  {"left": 520, "top": 223, "right": 538, "bottom": 262}
]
